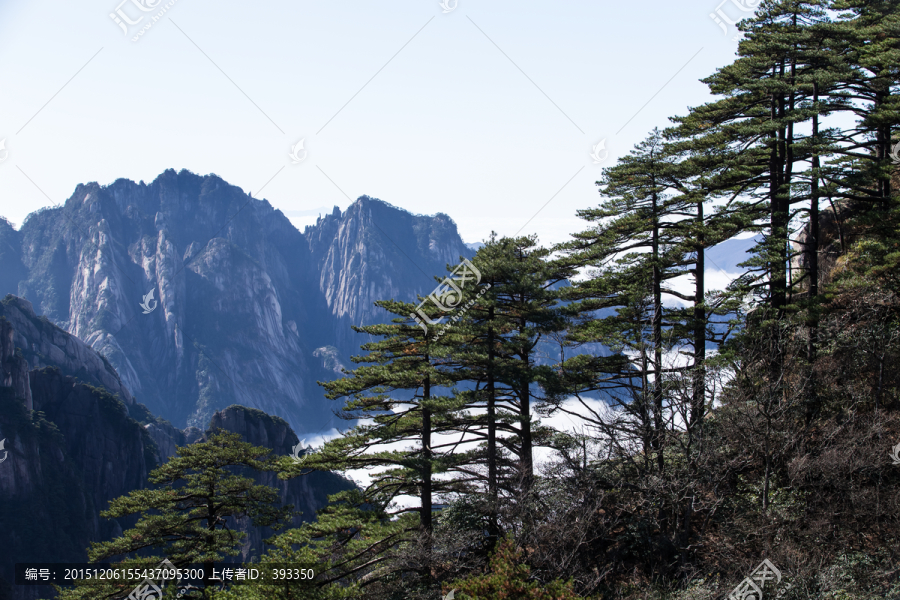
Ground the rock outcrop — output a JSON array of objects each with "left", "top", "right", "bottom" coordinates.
[
  {"left": 1, "top": 295, "right": 133, "bottom": 407},
  {"left": 0, "top": 317, "right": 30, "bottom": 411},
  {"left": 306, "top": 196, "right": 471, "bottom": 355},
  {"left": 0, "top": 313, "right": 151, "bottom": 600},
  {"left": 790, "top": 200, "right": 857, "bottom": 290}
]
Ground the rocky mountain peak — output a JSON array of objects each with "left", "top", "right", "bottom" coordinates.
[{"left": 1, "top": 171, "right": 472, "bottom": 434}]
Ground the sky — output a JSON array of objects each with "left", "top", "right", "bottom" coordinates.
[
  {"left": 0, "top": 0, "right": 755, "bottom": 247},
  {"left": 0, "top": 0, "right": 767, "bottom": 499}
]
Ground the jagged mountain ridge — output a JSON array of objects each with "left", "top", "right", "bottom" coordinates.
[{"left": 0, "top": 169, "right": 471, "bottom": 432}]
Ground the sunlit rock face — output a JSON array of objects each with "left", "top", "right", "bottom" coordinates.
[{"left": 3, "top": 169, "right": 470, "bottom": 433}]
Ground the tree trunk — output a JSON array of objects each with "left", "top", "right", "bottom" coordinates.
[
  {"left": 204, "top": 498, "right": 216, "bottom": 590},
  {"left": 807, "top": 81, "right": 820, "bottom": 423},
  {"left": 874, "top": 86, "right": 891, "bottom": 201},
  {"left": 519, "top": 309, "right": 534, "bottom": 496},
  {"left": 692, "top": 201, "right": 706, "bottom": 431},
  {"left": 421, "top": 372, "right": 433, "bottom": 579},
  {"left": 770, "top": 63, "right": 789, "bottom": 314},
  {"left": 487, "top": 314, "right": 498, "bottom": 537},
  {"left": 651, "top": 186, "right": 665, "bottom": 476},
  {"left": 421, "top": 374, "right": 432, "bottom": 536},
  {"left": 809, "top": 82, "right": 820, "bottom": 304}
]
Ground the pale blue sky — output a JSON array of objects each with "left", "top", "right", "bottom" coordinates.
[{"left": 0, "top": 0, "right": 749, "bottom": 246}]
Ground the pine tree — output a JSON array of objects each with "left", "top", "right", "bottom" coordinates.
[
  {"left": 288, "top": 294, "right": 467, "bottom": 594},
  {"left": 408, "top": 235, "right": 573, "bottom": 546},
  {"left": 440, "top": 235, "right": 573, "bottom": 536},
  {"left": 829, "top": 0, "right": 900, "bottom": 204},
  {"left": 669, "top": 2, "right": 822, "bottom": 314},
  {"left": 216, "top": 489, "right": 403, "bottom": 600},
  {"left": 558, "top": 129, "right": 703, "bottom": 474},
  {"left": 56, "top": 432, "right": 292, "bottom": 599},
  {"left": 553, "top": 127, "right": 760, "bottom": 572}
]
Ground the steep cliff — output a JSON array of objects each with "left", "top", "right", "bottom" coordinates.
[
  {"left": 1, "top": 170, "right": 471, "bottom": 434},
  {"left": 0, "top": 316, "right": 30, "bottom": 410},
  {"left": 0, "top": 308, "right": 353, "bottom": 599},
  {"left": 0, "top": 315, "right": 153, "bottom": 600},
  {"left": 0, "top": 219, "right": 27, "bottom": 304}
]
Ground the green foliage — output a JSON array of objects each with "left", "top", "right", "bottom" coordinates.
[
  {"left": 446, "top": 234, "right": 575, "bottom": 502},
  {"left": 56, "top": 431, "right": 292, "bottom": 599},
  {"left": 214, "top": 490, "right": 410, "bottom": 600},
  {"left": 449, "top": 537, "right": 582, "bottom": 599}
]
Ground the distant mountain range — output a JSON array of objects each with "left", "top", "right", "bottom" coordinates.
[{"left": 0, "top": 169, "right": 473, "bottom": 434}]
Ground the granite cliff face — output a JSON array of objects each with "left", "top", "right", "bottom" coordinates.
[
  {"left": 306, "top": 199, "right": 471, "bottom": 355},
  {"left": 0, "top": 307, "right": 353, "bottom": 599},
  {"left": 0, "top": 307, "right": 157, "bottom": 600},
  {"left": 0, "top": 170, "right": 471, "bottom": 433}
]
